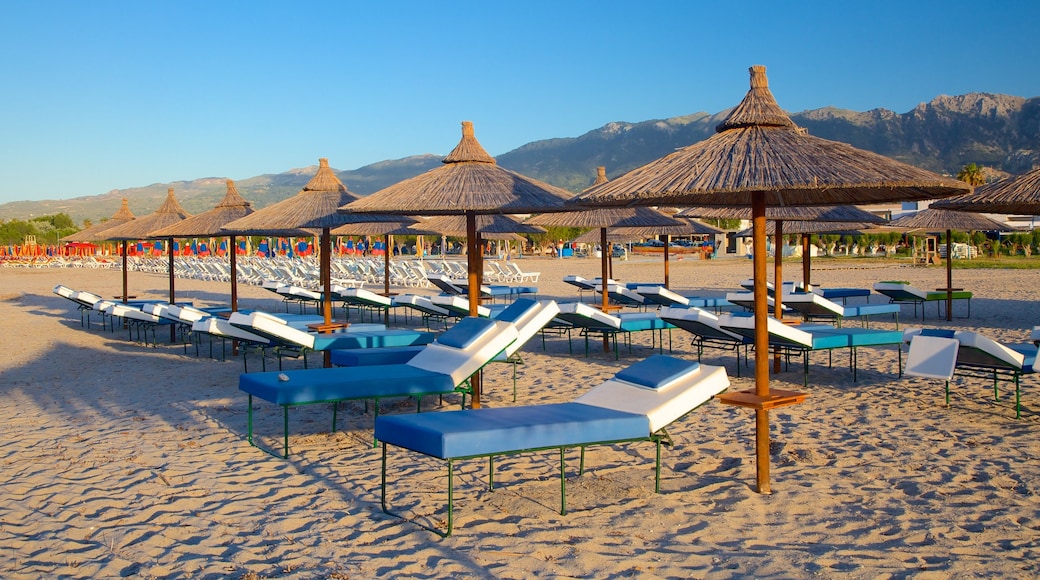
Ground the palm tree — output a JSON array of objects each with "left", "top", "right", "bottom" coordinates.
[{"left": 956, "top": 163, "right": 986, "bottom": 186}]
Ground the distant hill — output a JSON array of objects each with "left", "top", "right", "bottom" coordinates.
[{"left": 2, "top": 92, "right": 1037, "bottom": 225}]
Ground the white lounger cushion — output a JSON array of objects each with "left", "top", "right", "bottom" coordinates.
[
  {"left": 340, "top": 287, "right": 392, "bottom": 307},
  {"left": 53, "top": 285, "right": 76, "bottom": 298},
  {"left": 954, "top": 330, "right": 1026, "bottom": 370},
  {"left": 277, "top": 285, "right": 321, "bottom": 300},
  {"left": 109, "top": 303, "right": 161, "bottom": 323},
  {"left": 432, "top": 295, "right": 491, "bottom": 318},
  {"left": 635, "top": 285, "right": 689, "bottom": 306},
  {"left": 781, "top": 292, "right": 845, "bottom": 317},
  {"left": 406, "top": 318, "right": 518, "bottom": 385},
  {"left": 718, "top": 313, "right": 813, "bottom": 347},
  {"left": 393, "top": 294, "right": 450, "bottom": 316},
  {"left": 192, "top": 317, "right": 269, "bottom": 344},
  {"left": 904, "top": 335, "right": 959, "bottom": 380},
  {"left": 873, "top": 282, "right": 929, "bottom": 299},
  {"left": 576, "top": 362, "right": 730, "bottom": 432},
  {"left": 497, "top": 300, "right": 561, "bottom": 359},
  {"left": 230, "top": 311, "right": 317, "bottom": 349},
  {"left": 557, "top": 302, "right": 621, "bottom": 329}
]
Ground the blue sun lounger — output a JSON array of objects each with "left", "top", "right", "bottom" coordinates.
[
  {"left": 376, "top": 354, "right": 730, "bottom": 536},
  {"left": 781, "top": 291, "right": 900, "bottom": 328},
  {"left": 229, "top": 311, "right": 434, "bottom": 369},
  {"left": 239, "top": 316, "right": 519, "bottom": 457},
  {"left": 555, "top": 302, "right": 673, "bottom": 359},
  {"left": 718, "top": 314, "right": 903, "bottom": 386}
]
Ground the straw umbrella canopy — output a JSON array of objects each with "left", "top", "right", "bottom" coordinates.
[
  {"left": 570, "top": 65, "right": 971, "bottom": 494},
  {"left": 888, "top": 208, "right": 1008, "bottom": 321},
  {"left": 340, "top": 121, "right": 575, "bottom": 408},
  {"left": 933, "top": 167, "right": 1040, "bottom": 215},
  {"left": 150, "top": 179, "right": 254, "bottom": 313},
  {"left": 224, "top": 158, "right": 394, "bottom": 344},
  {"left": 63, "top": 198, "right": 136, "bottom": 243},
  {"left": 103, "top": 188, "right": 191, "bottom": 306}
]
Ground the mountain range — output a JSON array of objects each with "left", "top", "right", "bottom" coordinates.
[{"left": 2, "top": 92, "right": 1037, "bottom": 225}]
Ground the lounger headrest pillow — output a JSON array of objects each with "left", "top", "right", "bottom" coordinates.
[
  {"left": 615, "top": 354, "right": 700, "bottom": 391},
  {"left": 495, "top": 299, "right": 539, "bottom": 324},
  {"left": 436, "top": 317, "right": 498, "bottom": 350}
]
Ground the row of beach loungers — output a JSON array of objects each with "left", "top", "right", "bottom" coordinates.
[{"left": 50, "top": 277, "right": 1030, "bottom": 536}]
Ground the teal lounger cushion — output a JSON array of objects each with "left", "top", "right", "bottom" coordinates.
[
  {"left": 330, "top": 346, "right": 425, "bottom": 367},
  {"left": 615, "top": 354, "right": 698, "bottom": 390},
  {"left": 810, "top": 327, "right": 903, "bottom": 347},
  {"left": 311, "top": 329, "right": 433, "bottom": 350},
  {"left": 436, "top": 317, "right": 498, "bottom": 349},
  {"left": 239, "top": 365, "right": 455, "bottom": 406},
  {"left": 376, "top": 402, "right": 649, "bottom": 459}
]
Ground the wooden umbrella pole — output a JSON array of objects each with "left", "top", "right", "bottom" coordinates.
[
  {"left": 321, "top": 229, "right": 333, "bottom": 368},
  {"left": 600, "top": 227, "right": 610, "bottom": 352},
  {"left": 466, "top": 211, "right": 483, "bottom": 408},
  {"left": 230, "top": 234, "right": 239, "bottom": 357},
  {"left": 946, "top": 228, "right": 953, "bottom": 321},
  {"left": 663, "top": 234, "right": 670, "bottom": 289},
  {"left": 230, "top": 235, "right": 239, "bottom": 312},
  {"left": 167, "top": 237, "right": 177, "bottom": 342},
  {"left": 773, "top": 220, "right": 784, "bottom": 373},
  {"left": 753, "top": 193, "right": 772, "bottom": 494},
  {"left": 122, "top": 240, "right": 129, "bottom": 303},
  {"left": 384, "top": 233, "right": 392, "bottom": 326},
  {"left": 801, "top": 233, "right": 811, "bottom": 291}
]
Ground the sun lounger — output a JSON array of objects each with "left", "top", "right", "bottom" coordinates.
[
  {"left": 659, "top": 306, "right": 752, "bottom": 375},
  {"left": 563, "top": 275, "right": 601, "bottom": 301},
  {"left": 635, "top": 286, "right": 690, "bottom": 308},
  {"left": 376, "top": 354, "right": 730, "bottom": 536},
  {"left": 718, "top": 314, "right": 903, "bottom": 386},
  {"left": 238, "top": 316, "right": 519, "bottom": 456},
  {"left": 781, "top": 291, "right": 900, "bottom": 328},
  {"left": 428, "top": 275, "right": 467, "bottom": 295},
  {"left": 554, "top": 302, "right": 672, "bottom": 359},
  {"left": 229, "top": 311, "right": 434, "bottom": 369},
  {"left": 334, "top": 286, "right": 392, "bottom": 323},
  {"left": 191, "top": 316, "right": 272, "bottom": 369},
  {"left": 873, "top": 281, "right": 973, "bottom": 319},
  {"left": 332, "top": 299, "right": 562, "bottom": 401},
  {"left": 273, "top": 285, "right": 323, "bottom": 314},
  {"left": 811, "top": 287, "right": 872, "bottom": 305},
  {"left": 52, "top": 285, "right": 103, "bottom": 327},
  {"left": 725, "top": 291, "right": 791, "bottom": 315},
  {"left": 904, "top": 328, "right": 1036, "bottom": 417},
  {"left": 431, "top": 294, "right": 492, "bottom": 318},
  {"left": 392, "top": 294, "right": 451, "bottom": 329},
  {"left": 597, "top": 283, "right": 645, "bottom": 308}
]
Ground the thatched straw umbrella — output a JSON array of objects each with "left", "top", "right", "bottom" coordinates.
[
  {"left": 888, "top": 208, "right": 1007, "bottom": 320},
  {"left": 103, "top": 188, "right": 191, "bottom": 307},
  {"left": 933, "top": 167, "right": 1040, "bottom": 215},
  {"left": 224, "top": 158, "right": 394, "bottom": 355},
  {"left": 340, "top": 121, "right": 575, "bottom": 408},
  {"left": 150, "top": 179, "right": 254, "bottom": 313},
  {"left": 63, "top": 198, "right": 137, "bottom": 244},
  {"left": 571, "top": 65, "right": 970, "bottom": 494}
]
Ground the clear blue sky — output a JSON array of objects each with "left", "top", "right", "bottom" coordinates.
[{"left": 1, "top": 0, "right": 1038, "bottom": 205}]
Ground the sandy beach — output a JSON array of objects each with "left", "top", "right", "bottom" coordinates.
[{"left": 1, "top": 253, "right": 1038, "bottom": 579}]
